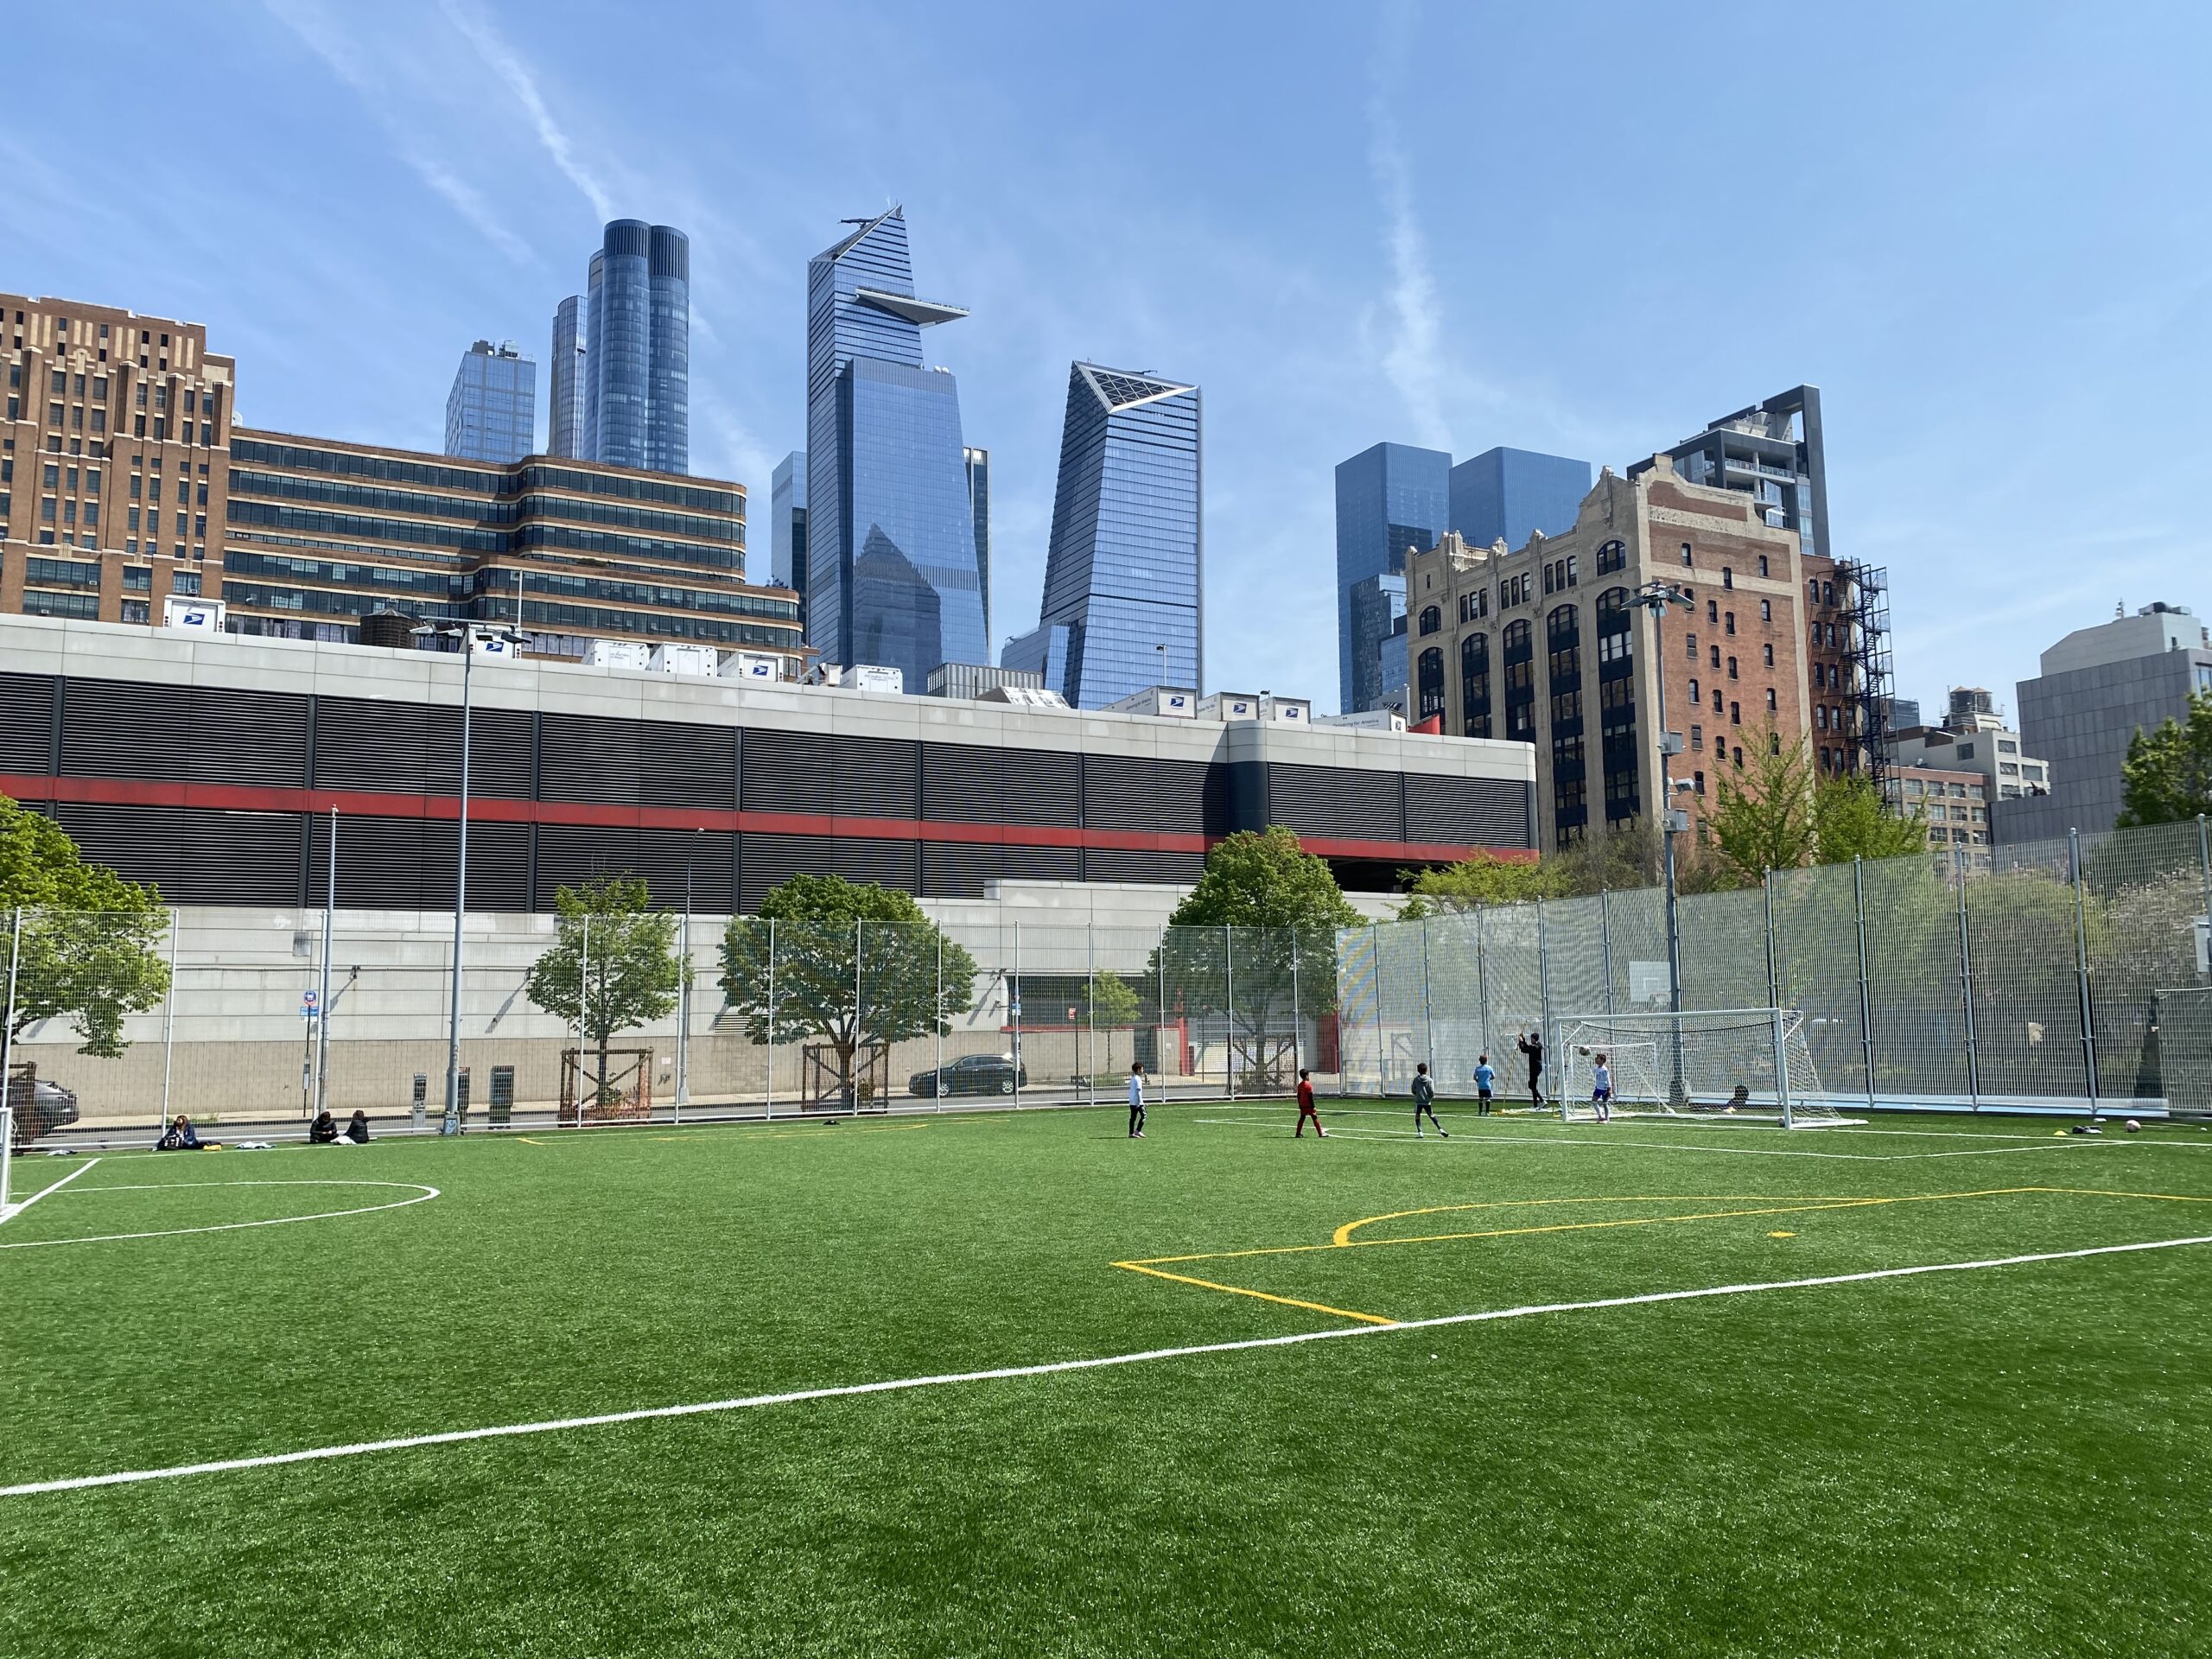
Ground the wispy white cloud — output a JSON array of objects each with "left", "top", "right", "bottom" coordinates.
[
  {"left": 262, "top": 0, "right": 536, "bottom": 265},
  {"left": 1366, "top": 3, "right": 1449, "bottom": 451},
  {"left": 438, "top": 0, "right": 615, "bottom": 222}
]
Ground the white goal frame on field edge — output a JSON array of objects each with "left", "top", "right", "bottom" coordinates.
[{"left": 1554, "top": 1007, "right": 1858, "bottom": 1129}]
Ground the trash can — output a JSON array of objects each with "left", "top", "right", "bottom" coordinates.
[
  {"left": 410, "top": 1073, "right": 427, "bottom": 1131},
  {"left": 489, "top": 1065, "right": 515, "bottom": 1128}
]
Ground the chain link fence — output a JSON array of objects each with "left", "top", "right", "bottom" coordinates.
[{"left": 9, "top": 817, "right": 2212, "bottom": 1146}]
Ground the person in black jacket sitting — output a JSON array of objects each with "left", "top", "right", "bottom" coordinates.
[
  {"left": 344, "top": 1109, "right": 371, "bottom": 1144},
  {"left": 155, "top": 1115, "right": 202, "bottom": 1151},
  {"left": 308, "top": 1109, "right": 343, "bottom": 1145}
]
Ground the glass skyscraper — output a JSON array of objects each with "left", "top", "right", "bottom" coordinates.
[
  {"left": 771, "top": 450, "right": 807, "bottom": 618},
  {"left": 582, "top": 220, "right": 689, "bottom": 475},
  {"left": 1335, "top": 442, "right": 1450, "bottom": 712},
  {"left": 804, "top": 208, "right": 983, "bottom": 690},
  {"left": 443, "top": 340, "right": 536, "bottom": 465},
  {"left": 965, "top": 445, "right": 990, "bottom": 648},
  {"left": 548, "top": 295, "right": 587, "bottom": 459},
  {"left": 1448, "top": 446, "right": 1592, "bottom": 554},
  {"left": 1014, "top": 362, "right": 1200, "bottom": 709}
]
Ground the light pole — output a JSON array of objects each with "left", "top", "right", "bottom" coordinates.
[
  {"left": 414, "top": 620, "right": 524, "bottom": 1135},
  {"left": 1630, "top": 580, "right": 1695, "bottom": 1105},
  {"left": 677, "top": 829, "right": 702, "bottom": 1121}
]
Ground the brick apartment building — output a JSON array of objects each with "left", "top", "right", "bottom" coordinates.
[{"left": 1402, "top": 464, "right": 1811, "bottom": 851}]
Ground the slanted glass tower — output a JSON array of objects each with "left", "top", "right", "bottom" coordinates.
[
  {"left": 804, "top": 207, "right": 982, "bottom": 690},
  {"left": 1335, "top": 442, "right": 1450, "bottom": 712},
  {"left": 583, "top": 220, "right": 690, "bottom": 474},
  {"left": 1019, "top": 362, "right": 1201, "bottom": 709},
  {"left": 548, "top": 295, "right": 587, "bottom": 459}
]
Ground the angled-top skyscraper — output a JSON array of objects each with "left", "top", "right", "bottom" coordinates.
[
  {"left": 805, "top": 207, "right": 983, "bottom": 689},
  {"left": 579, "top": 220, "right": 690, "bottom": 475},
  {"left": 1005, "top": 363, "right": 1201, "bottom": 709}
]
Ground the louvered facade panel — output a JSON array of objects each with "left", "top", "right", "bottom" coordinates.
[
  {"left": 638, "top": 720, "right": 738, "bottom": 811},
  {"left": 1000, "top": 842, "right": 1083, "bottom": 884},
  {"left": 833, "top": 734, "right": 919, "bottom": 818},
  {"left": 1081, "top": 753, "right": 1209, "bottom": 835},
  {"left": 920, "top": 743, "right": 1001, "bottom": 824},
  {"left": 998, "top": 748, "right": 1082, "bottom": 827},
  {"left": 739, "top": 833, "right": 919, "bottom": 910},
  {"left": 1082, "top": 847, "right": 1207, "bottom": 886},
  {"left": 307, "top": 814, "right": 530, "bottom": 913},
  {"left": 1263, "top": 764, "right": 1407, "bottom": 842},
  {"left": 738, "top": 729, "right": 835, "bottom": 816},
  {"left": 921, "top": 841, "right": 1000, "bottom": 898},
  {"left": 1403, "top": 772, "right": 1532, "bottom": 847},
  {"left": 60, "top": 679, "right": 307, "bottom": 787},
  {"left": 0, "top": 672, "right": 56, "bottom": 775},
  {"left": 313, "top": 696, "right": 464, "bottom": 795},
  {"left": 539, "top": 713, "right": 642, "bottom": 804},
  {"left": 53, "top": 804, "right": 303, "bottom": 905}
]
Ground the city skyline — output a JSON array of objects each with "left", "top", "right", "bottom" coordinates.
[{"left": 7, "top": 3, "right": 2207, "bottom": 712}]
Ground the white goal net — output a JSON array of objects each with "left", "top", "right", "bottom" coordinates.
[{"left": 1554, "top": 1007, "right": 1852, "bottom": 1128}]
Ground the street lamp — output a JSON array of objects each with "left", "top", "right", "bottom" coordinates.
[
  {"left": 1630, "top": 580, "right": 1696, "bottom": 1106},
  {"left": 414, "top": 620, "right": 524, "bottom": 1135}
]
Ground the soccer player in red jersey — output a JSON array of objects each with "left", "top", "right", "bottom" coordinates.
[{"left": 1294, "top": 1068, "right": 1326, "bottom": 1137}]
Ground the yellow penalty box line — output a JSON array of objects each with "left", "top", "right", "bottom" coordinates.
[{"left": 1114, "top": 1185, "right": 2212, "bottom": 1326}]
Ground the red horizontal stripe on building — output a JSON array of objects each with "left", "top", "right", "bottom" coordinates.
[{"left": 0, "top": 774, "right": 1532, "bottom": 866}]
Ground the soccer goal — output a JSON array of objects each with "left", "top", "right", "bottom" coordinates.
[{"left": 1554, "top": 1007, "right": 1854, "bottom": 1128}]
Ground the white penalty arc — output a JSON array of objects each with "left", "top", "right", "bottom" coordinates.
[
  {"left": 3, "top": 1230, "right": 2206, "bottom": 1499},
  {"left": 0, "top": 1179, "right": 440, "bottom": 1250}
]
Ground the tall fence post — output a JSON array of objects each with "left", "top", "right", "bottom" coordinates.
[
  {"left": 1419, "top": 915, "right": 1435, "bottom": 1076},
  {"left": 1955, "top": 849, "right": 1980, "bottom": 1109},
  {"left": 853, "top": 919, "right": 865, "bottom": 1111},
  {"left": 937, "top": 927, "right": 946, "bottom": 1110},
  {"left": 2199, "top": 816, "right": 2211, "bottom": 986},
  {"left": 1762, "top": 869, "right": 1780, "bottom": 1012},
  {"left": 1012, "top": 923, "right": 1024, "bottom": 1105},
  {"left": 1772, "top": 1001, "right": 1795, "bottom": 1130},
  {"left": 1536, "top": 897, "right": 1558, "bottom": 1119},
  {"left": 2071, "top": 828, "right": 2099, "bottom": 1114},
  {"left": 1474, "top": 905, "right": 1491, "bottom": 1084},
  {"left": 1371, "top": 922, "right": 1387, "bottom": 1095},
  {"left": 1289, "top": 927, "right": 1303, "bottom": 1084},
  {"left": 0, "top": 908, "right": 22, "bottom": 1214},
  {"left": 1599, "top": 888, "right": 1616, "bottom": 1018},
  {"left": 1224, "top": 925, "right": 1235, "bottom": 1103},
  {"left": 160, "top": 907, "right": 180, "bottom": 1124},
  {"left": 1084, "top": 923, "right": 1096, "bottom": 1108},
  {"left": 575, "top": 914, "right": 589, "bottom": 1128},
  {"left": 764, "top": 918, "right": 776, "bottom": 1121},
  {"left": 1156, "top": 924, "right": 1166, "bottom": 1103},
  {"left": 1853, "top": 855, "right": 1875, "bottom": 1109}
]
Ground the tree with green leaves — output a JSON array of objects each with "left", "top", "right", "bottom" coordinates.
[
  {"left": 1815, "top": 773, "right": 1930, "bottom": 863},
  {"left": 0, "top": 794, "right": 170, "bottom": 1057},
  {"left": 1399, "top": 851, "right": 1568, "bottom": 917},
  {"left": 524, "top": 874, "right": 683, "bottom": 1104},
  {"left": 2118, "top": 690, "right": 2212, "bottom": 826},
  {"left": 1154, "top": 827, "right": 1362, "bottom": 1089},
  {"left": 1706, "top": 738, "right": 1817, "bottom": 886},
  {"left": 719, "top": 874, "right": 977, "bottom": 1103}
]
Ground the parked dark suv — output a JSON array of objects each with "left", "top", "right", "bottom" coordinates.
[
  {"left": 6, "top": 1075, "right": 80, "bottom": 1152},
  {"left": 908, "top": 1054, "right": 1027, "bottom": 1097}
]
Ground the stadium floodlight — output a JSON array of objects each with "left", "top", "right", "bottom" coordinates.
[
  {"left": 412, "top": 621, "right": 527, "bottom": 1135},
  {"left": 1629, "top": 582, "right": 1697, "bottom": 1106}
]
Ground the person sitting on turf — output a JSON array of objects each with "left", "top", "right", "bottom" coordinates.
[
  {"left": 1725, "top": 1084, "right": 1750, "bottom": 1114},
  {"left": 155, "top": 1114, "right": 202, "bottom": 1151},
  {"left": 344, "top": 1109, "right": 371, "bottom": 1144},
  {"left": 308, "top": 1109, "right": 343, "bottom": 1145}
]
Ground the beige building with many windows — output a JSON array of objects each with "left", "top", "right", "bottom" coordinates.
[
  {"left": 0, "top": 293, "right": 236, "bottom": 625},
  {"left": 1892, "top": 764, "right": 1989, "bottom": 849},
  {"left": 1402, "top": 464, "right": 1811, "bottom": 851}
]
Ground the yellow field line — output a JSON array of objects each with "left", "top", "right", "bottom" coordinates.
[
  {"left": 1115, "top": 1185, "right": 2212, "bottom": 1325},
  {"left": 1111, "top": 1260, "right": 1397, "bottom": 1326}
]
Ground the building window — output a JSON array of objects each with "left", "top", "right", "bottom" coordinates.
[
  {"left": 1730, "top": 701, "right": 1741, "bottom": 726},
  {"left": 1707, "top": 599, "right": 1718, "bottom": 624},
  {"left": 1597, "top": 538, "right": 1625, "bottom": 575},
  {"left": 1418, "top": 604, "right": 1441, "bottom": 637},
  {"left": 1503, "top": 620, "right": 1535, "bottom": 742},
  {"left": 1727, "top": 656, "right": 1738, "bottom": 679},
  {"left": 1760, "top": 600, "right": 1771, "bottom": 621},
  {"left": 1758, "top": 556, "right": 1770, "bottom": 577},
  {"left": 1681, "top": 542, "right": 1693, "bottom": 566},
  {"left": 1685, "top": 632, "right": 1697, "bottom": 659},
  {"left": 171, "top": 569, "right": 202, "bottom": 596},
  {"left": 1693, "top": 770, "right": 1705, "bottom": 794},
  {"left": 1724, "top": 611, "right": 1736, "bottom": 636},
  {"left": 1460, "top": 632, "right": 1491, "bottom": 738},
  {"left": 1711, "top": 645, "right": 1721, "bottom": 669},
  {"left": 1688, "top": 677, "right": 1700, "bottom": 703},
  {"left": 1765, "top": 687, "right": 1777, "bottom": 712},
  {"left": 1417, "top": 645, "right": 1446, "bottom": 720},
  {"left": 1690, "top": 723, "right": 1703, "bottom": 751},
  {"left": 1733, "top": 745, "right": 1744, "bottom": 766},
  {"left": 120, "top": 600, "right": 151, "bottom": 625},
  {"left": 1722, "top": 567, "right": 1733, "bottom": 588},
  {"left": 1763, "top": 644, "right": 1775, "bottom": 667}
]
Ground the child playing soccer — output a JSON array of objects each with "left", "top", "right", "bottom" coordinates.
[
  {"left": 1473, "top": 1053, "right": 1496, "bottom": 1116},
  {"left": 1412, "top": 1063, "right": 1447, "bottom": 1138},
  {"left": 1295, "top": 1069, "right": 1326, "bottom": 1138},
  {"left": 1590, "top": 1052, "right": 1613, "bottom": 1123}
]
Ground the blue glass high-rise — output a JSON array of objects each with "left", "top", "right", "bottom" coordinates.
[
  {"left": 582, "top": 220, "right": 689, "bottom": 474},
  {"left": 443, "top": 340, "right": 536, "bottom": 465},
  {"left": 548, "top": 295, "right": 586, "bottom": 459},
  {"left": 1449, "top": 446, "right": 1591, "bottom": 552},
  {"left": 804, "top": 208, "right": 983, "bottom": 690},
  {"left": 771, "top": 450, "right": 807, "bottom": 619},
  {"left": 965, "top": 445, "right": 990, "bottom": 647},
  {"left": 1335, "top": 442, "right": 1450, "bottom": 712},
  {"left": 1020, "top": 362, "right": 1201, "bottom": 709}
]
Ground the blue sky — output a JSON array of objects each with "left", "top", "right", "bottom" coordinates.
[{"left": 5, "top": 2, "right": 2208, "bottom": 715}]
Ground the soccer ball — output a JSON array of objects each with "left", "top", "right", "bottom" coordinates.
[
  {"left": 1576, "top": 1045, "right": 1593, "bottom": 1056},
  {"left": 2126, "top": 1119, "right": 2142, "bottom": 1133}
]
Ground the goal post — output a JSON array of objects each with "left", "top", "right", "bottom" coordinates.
[{"left": 1554, "top": 1007, "right": 1854, "bottom": 1128}]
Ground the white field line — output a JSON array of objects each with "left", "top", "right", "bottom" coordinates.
[
  {"left": 1192, "top": 1116, "right": 2104, "bottom": 1162},
  {"left": 4, "top": 1230, "right": 2208, "bottom": 1500},
  {"left": 0, "top": 1155, "right": 100, "bottom": 1225},
  {"left": 0, "top": 1179, "right": 438, "bottom": 1250}
]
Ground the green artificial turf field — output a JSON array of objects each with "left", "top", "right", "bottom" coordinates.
[{"left": 4, "top": 1101, "right": 2210, "bottom": 1658}]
